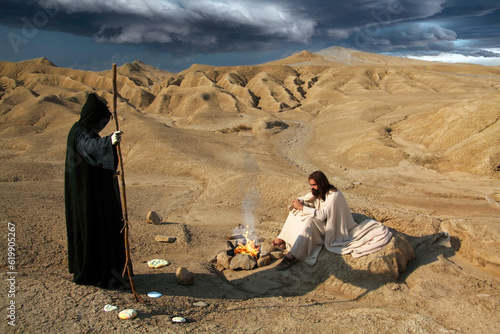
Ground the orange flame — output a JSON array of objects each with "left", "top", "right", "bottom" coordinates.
[{"left": 234, "top": 231, "right": 260, "bottom": 259}]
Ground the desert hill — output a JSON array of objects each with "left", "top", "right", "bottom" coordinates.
[
  {"left": 1, "top": 49, "right": 499, "bottom": 175},
  {"left": 0, "top": 47, "right": 499, "bottom": 332},
  {"left": 266, "top": 47, "right": 432, "bottom": 67}
]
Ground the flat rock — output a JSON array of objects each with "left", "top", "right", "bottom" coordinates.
[
  {"left": 259, "top": 241, "right": 275, "bottom": 254},
  {"left": 270, "top": 251, "right": 284, "bottom": 260},
  {"left": 257, "top": 255, "right": 271, "bottom": 267},
  {"left": 312, "top": 230, "right": 415, "bottom": 297},
  {"left": 441, "top": 219, "right": 500, "bottom": 276},
  {"left": 155, "top": 235, "right": 176, "bottom": 243},
  {"left": 229, "top": 253, "right": 256, "bottom": 270},
  {"left": 148, "top": 259, "right": 170, "bottom": 268},
  {"left": 147, "top": 291, "right": 162, "bottom": 298},
  {"left": 193, "top": 301, "right": 209, "bottom": 307}
]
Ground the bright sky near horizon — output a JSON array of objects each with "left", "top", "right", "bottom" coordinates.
[{"left": 1, "top": 0, "right": 499, "bottom": 72}]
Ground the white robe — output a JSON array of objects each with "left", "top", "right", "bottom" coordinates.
[{"left": 277, "top": 190, "right": 393, "bottom": 266}]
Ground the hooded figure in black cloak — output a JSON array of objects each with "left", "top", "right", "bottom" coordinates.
[{"left": 65, "top": 92, "right": 128, "bottom": 289}]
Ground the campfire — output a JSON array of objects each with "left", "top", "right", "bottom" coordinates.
[
  {"left": 214, "top": 227, "right": 285, "bottom": 271},
  {"left": 233, "top": 232, "right": 260, "bottom": 259}
]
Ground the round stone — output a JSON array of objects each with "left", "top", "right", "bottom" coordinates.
[
  {"left": 118, "top": 309, "right": 137, "bottom": 320},
  {"left": 175, "top": 267, "right": 195, "bottom": 285},
  {"left": 103, "top": 304, "right": 117, "bottom": 312},
  {"left": 172, "top": 316, "right": 186, "bottom": 323}
]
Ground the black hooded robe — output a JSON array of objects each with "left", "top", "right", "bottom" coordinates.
[{"left": 64, "top": 93, "right": 126, "bottom": 289}]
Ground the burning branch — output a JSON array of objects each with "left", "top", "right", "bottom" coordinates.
[{"left": 226, "top": 234, "right": 245, "bottom": 240}]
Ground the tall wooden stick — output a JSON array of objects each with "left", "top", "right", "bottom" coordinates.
[{"left": 112, "top": 63, "right": 143, "bottom": 303}]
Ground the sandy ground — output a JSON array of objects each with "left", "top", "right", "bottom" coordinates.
[{"left": 1, "top": 49, "right": 500, "bottom": 333}]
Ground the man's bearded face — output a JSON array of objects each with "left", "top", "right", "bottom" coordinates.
[{"left": 309, "top": 179, "right": 320, "bottom": 197}]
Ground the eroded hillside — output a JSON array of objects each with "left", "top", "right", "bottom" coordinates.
[{"left": 1, "top": 48, "right": 500, "bottom": 333}]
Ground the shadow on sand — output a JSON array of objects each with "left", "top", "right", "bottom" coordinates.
[
  {"left": 211, "top": 213, "right": 459, "bottom": 300},
  {"left": 131, "top": 213, "right": 459, "bottom": 303}
]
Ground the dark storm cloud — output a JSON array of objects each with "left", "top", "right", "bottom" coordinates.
[
  {"left": 0, "top": 0, "right": 318, "bottom": 56},
  {"left": 349, "top": 23, "right": 458, "bottom": 53},
  {"left": 313, "top": 0, "right": 500, "bottom": 58},
  {"left": 0, "top": 0, "right": 499, "bottom": 62},
  {"left": 42, "top": 0, "right": 316, "bottom": 44}
]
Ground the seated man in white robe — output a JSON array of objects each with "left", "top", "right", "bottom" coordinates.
[{"left": 273, "top": 171, "right": 393, "bottom": 271}]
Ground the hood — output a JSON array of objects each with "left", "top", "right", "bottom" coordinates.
[{"left": 79, "top": 93, "right": 112, "bottom": 132}]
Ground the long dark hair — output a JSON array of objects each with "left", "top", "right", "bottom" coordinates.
[{"left": 309, "top": 171, "right": 337, "bottom": 200}]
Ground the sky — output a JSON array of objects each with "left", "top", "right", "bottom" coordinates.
[{"left": 0, "top": 0, "right": 499, "bottom": 73}]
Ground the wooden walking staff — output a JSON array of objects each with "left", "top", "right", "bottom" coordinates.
[{"left": 112, "top": 63, "right": 143, "bottom": 303}]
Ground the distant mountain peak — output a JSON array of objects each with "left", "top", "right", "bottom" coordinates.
[
  {"left": 26, "top": 57, "right": 57, "bottom": 67},
  {"left": 315, "top": 46, "right": 429, "bottom": 65}
]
